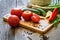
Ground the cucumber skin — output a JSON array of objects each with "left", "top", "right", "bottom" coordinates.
[
  {"left": 34, "top": 7, "right": 46, "bottom": 16},
  {"left": 23, "top": 8, "right": 46, "bottom": 16},
  {"left": 23, "top": 8, "right": 40, "bottom": 15}
]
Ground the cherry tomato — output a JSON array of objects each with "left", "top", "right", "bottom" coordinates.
[
  {"left": 11, "top": 8, "right": 23, "bottom": 18},
  {"left": 22, "top": 11, "right": 33, "bottom": 21},
  {"left": 7, "top": 15, "right": 20, "bottom": 27},
  {"left": 31, "top": 14, "right": 40, "bottom": 23}
]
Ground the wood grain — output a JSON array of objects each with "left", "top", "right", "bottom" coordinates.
[{"left": 3, "top": 14, "right": 53, "bottom": 34}]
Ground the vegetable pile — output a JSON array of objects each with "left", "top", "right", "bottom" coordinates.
[
  {"left": 46, "top": 8, "right": 60, "bottom": 27},
  {"left": 8, "top": 7, "right": 60, "bottom": 28},
  {"left": 27, "top": 6, "right": 60, "bottom": 27},
  {"left": 8, "top": 8, "right": 40, "bottom": 27}
]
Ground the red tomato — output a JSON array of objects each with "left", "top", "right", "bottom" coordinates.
[
  {"left": 11, "top": 8, "right": 23, "bottom": 18},
  {"left": 33, "top": 13, "right": 40, "bottom": 17},
  {"left": 31, "top": 14, "right": 40, "bottom": 23},
  {"left": 7, "top": 15, "right": 20, "bottom": 27},
  {"left": 22, "top": 11, "right": 33, "bottom": 21}
]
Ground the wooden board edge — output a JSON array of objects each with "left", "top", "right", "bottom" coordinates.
[{"left": 3, "top": 14, "right": 54, "bottom": 34}]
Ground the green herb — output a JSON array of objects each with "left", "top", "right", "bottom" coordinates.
[{"left": 51, "top": 14, "right": 60, "bottom": 27}]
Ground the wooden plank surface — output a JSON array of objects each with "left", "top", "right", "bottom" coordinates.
[{"left": 0, "top": 0, "right": 60, "bottom": 40}]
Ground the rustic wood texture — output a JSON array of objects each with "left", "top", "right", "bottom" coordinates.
[{"left": 0, "top": 0, "right": 60, "bottom": 40}]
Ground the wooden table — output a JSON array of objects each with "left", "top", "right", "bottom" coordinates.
[{"left": 0, "top": 0, "right": 60, "bottom": 40}]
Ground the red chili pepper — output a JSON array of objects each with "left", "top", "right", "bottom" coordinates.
[{"left": 48, "top": 8, "right": 58, "bottom": 21}]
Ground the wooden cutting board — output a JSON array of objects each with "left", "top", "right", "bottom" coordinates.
[{"left": 3, "top": 14, "right": 54, "bottom": 34}]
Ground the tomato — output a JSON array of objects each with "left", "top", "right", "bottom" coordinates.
[
  {"left": 7, "top": 15, "right": 20, "bottom": 27},
  {"left": 11, "top": 8, "right": 23, "bottom": 18},
  {"left": 31, "top": 14, "right": 40, "bottom": 23},
  {"left": 22, "top": 11, "right": 33, "bottom": 21}
]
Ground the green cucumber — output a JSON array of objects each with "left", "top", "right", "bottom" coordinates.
[
  {"left": 58, "top": 6, "right": 60, "bottom": 13},
  {"left": 23, "top": 8, "right": 40, "bottom": 15},
  {"left": 34, "top": 7, "right": 46, "bottom": 16}
]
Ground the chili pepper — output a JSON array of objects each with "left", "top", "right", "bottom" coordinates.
[{"left": 48, "top": 8, "right": 58, "bottom": 21}]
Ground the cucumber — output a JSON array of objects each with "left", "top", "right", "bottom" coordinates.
[
  {"left": 58, "top": 6, "right": 60, "bottom": 13},
  {"left": 23, "top": 8, "right": 40, "bottom": 15},
  {"left": 34, "top": 7, "right": 46, "bottom": 16}
]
